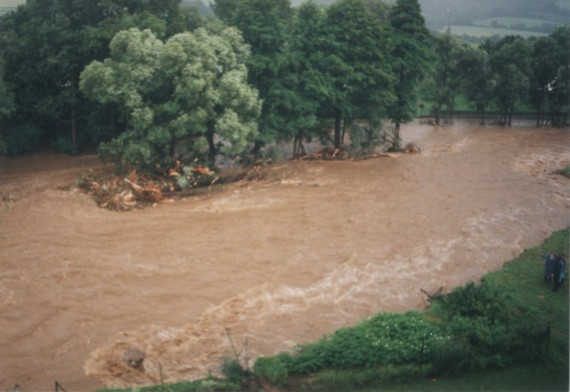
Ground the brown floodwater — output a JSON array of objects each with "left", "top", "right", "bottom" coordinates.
[{"left": 1, "top": 122, "right": 569, "bottom": 391}]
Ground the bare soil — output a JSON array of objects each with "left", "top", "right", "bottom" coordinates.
[{"left": 0, "top": 122, "right": 569, "bottom": 391}]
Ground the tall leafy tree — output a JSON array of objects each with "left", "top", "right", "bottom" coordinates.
[
  {"left": 319, "top": 0, "right": 395, "bottom": 149},
  {"left": 388, "top": 0, "right": 433, "bottom": 147},
  {"left": 80, "top": 27, "right": 261, "bottom": 173},
  {"left": 218, "top": 0, "right": 294, "bottom": 152},
  {"left": 461, "top": 46, "right": 495, "bottom": 124},
  {"left": 428, "top": 32, "right": 468, "bottom": 125},
  {"left": 0, "top": 59, "right": 15, "bottom": 154},
  {"left": 528, "top": 34, "right": 564, "bottom": 127},
  {"left": 543, "top": 26, "right": 570, "bottom": 127},
  {"left": 283, "top": 1, "right": 327, "bottom": 155},
  {"left": 485, "top": 36, "right": 532, "bottom": 126}
]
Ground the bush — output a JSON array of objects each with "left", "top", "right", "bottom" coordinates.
[
  {"left": 221, "top": 357, "right": 246, "bottom": 385},
  {"left": 253, "top": 356, "right": 289, "bottom": 385},
  {"left": 2, "top": 123, "right": 43, "bottom": 155},
  {"left": 347, "top": 123, "right": 385, "bottom": 157},
  {"left": 51, "top": 136, "right": 77, "bottom": 155},
  {"left": 430, "top": 339, "right": 474, "bottom": 375},
  {"left": 433, "top": 282, "right": 545, "bottom": 370},
  {"left": 281, "top": 312, "right": 447, "bottom": 376}
]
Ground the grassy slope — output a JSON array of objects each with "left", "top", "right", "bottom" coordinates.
[{"left": 392, "top": 227, "right": 569, "bottom": 392}]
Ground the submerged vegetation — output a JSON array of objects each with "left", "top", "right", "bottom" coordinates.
[{"left": 100, "top": 228, "right": 569, "bottom": 391}]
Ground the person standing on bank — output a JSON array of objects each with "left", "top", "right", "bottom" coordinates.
[
  {"left": 552, "top": 253, "right": 566, "bottom": 292},
  {"left": 543, "top": 253, "right": 556, "bottom": 282}
]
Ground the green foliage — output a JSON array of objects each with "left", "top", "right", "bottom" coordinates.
[
  {"left": 432, "top": 282, "right": 546, "bottom": 371},
  {"left": 347, "top": 123, "right": 386, "bottom": 157},
  {"left": 484, "top": 35, "right": 533, "bottom": 126},
  {"left": 221, "top": 357, "right": 246, "bottom": 385},
  {"left": 280, "top": 312, "right": 445, "bottom": 376},
  {"left": 388, "top": 0, "right": 434, "bottom": 131},
  {"left": 427, "top": 32, "right": 471, "bottom": 124},
  {"left": 81, "top": 27, "right": 261, "bottom": 174},
  {"left": 319, "top": 0, "right": 396, "bottom": 148},
  {"left": 558, "top": 166, "right": 570, "bottom": 178},
  {"left": 2, "top": 123, "right": 43, "bottom": 155},
  {"left": 0, "top": 0, "right": 200, "bottom": 155},
  {"left": 253, "top": 355, "right": 289, "bottom": 385},
  {"left": 0, "top": 59, "right": 14, "bottom": 121},
  {"left": 429, "top": 339, "right": 474, "bottom": 375}
]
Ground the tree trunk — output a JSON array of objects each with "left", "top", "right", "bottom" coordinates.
[
  {"left": 71, "top": 107, "right": 77, "bottom": 151},
  {"left": 393, "top": 123, "right": 401, "bottom": 150},
  {"left": 480, "top": 106, "right": 486, "bottom": 125},
  {"left": 206, "top": 124, "right": 217, "bottom": 167},
  {"left": 294, "top": 132, "right": 305, "bottom": 157},
  {"left": 334, "top": 109, "right": 342, "bottom": 150}
]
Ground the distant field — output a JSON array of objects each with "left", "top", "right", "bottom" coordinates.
[
  {"left": 0, "top": 7, "right": 15, "bottom": 15},
  {"left": 0, "top": 0, "right": 21, "bottom": 15},
  {"left": 475, "top": 17, "right": 559, "bottom": 28},
  {"left": 0, "top": 0, "right": 23, "bottom": 6},
  {"left": 442, "top": 25, "right": 548, "bottom": 38}
]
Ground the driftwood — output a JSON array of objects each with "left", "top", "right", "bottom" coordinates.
[
  {"left": 297, "top": 148, "right": 351, "bottom": 161},
  {"left": 77, "top": 172, "right": 164, "bottom": 211},
  {"left": 420, "top": 286, "right": 444, "bottom": 303}
]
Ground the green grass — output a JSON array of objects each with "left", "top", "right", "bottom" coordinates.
[{"left": 441, "top": 25, "right": 548, "bottom": 38}]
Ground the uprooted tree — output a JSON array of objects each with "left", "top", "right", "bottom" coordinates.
[{"left": 80, "top": 26, "right": 261, "bottom": 175}]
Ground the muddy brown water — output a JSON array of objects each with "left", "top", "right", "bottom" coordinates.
[{"left": 1, "top": 122, "right": 569, "bottom": 391}]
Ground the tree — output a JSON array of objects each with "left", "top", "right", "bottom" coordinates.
[
  {"left": 80, "top": 27, "right": 261, "bottom": 173},
  {"left": 528, "top": 36, "right": 557, "bottom": 126},
  {"left": 543, "top": 26, "right": 570, "bottom": 127},
  {"left": 485, "top": 36, "right": 532, "bottom": 126},
  {"left": 0, "top": 0, "right": 196, "bottom": 155},
  {"left": 283, "top": 1, "right": 327, "bottom": 156},
  {"left": 461, "top": 46, "right": 495, "bottom": 124},
  {"left": 0, "top": 59, "right": 15, "bottom": 154},
  {"left": 319, "top": 0, "right": 395, "bottom": 149},
  {"left": 429, "top": 32, "right": 469, "bottom": 125},
  {"left": 217, "top": 0, "right": 294, "bottom": 152},
  {"left": 387, "top": 0, "right": 433, "bottom": 148}
]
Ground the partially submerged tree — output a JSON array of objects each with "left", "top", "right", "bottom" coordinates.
[
  {"left": 0, "top": 60, "right": 15, "bottom": 154},
  {"left": 214, "top": 0, "right": 294, "bottom": 153},
  {"left": 429, "top": 32, "right": 469, "bottom": 125},
  {"left": 387, "top": 0, "right": 433, "bottom": 148},
  {"left": 484, "top": 36, "right": 532, "bottom": 126},
  {"left": 461, "top": 46, "right": 495, "bottom": 125},
  {"left": 319, "top": 0, "right": 395, "bottom": 149},
  {"left": 80, "top": 27, "right": 261, "bottom": 174}
]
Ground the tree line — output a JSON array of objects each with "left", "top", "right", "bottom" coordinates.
[{"left": 0, "top": 0, "right": 568, "bottom": 175}]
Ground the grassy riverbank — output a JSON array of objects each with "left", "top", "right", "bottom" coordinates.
[{"left": 99, "top": 227, "right": 569, "bottom": 392}]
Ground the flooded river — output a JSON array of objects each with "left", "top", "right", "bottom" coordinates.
[{"left": 1, "top": 122, "right": 569, "bottom": 390}]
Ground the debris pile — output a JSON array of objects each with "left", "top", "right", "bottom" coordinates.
[
  {"left": 402, "top": 142, "right": 422, "bottom": 154},
  {"left": 76, "top": 162, "right": 266, "bottom": 211},
  {"left": 297, "top": 148, "right": 351, "bottom": 161},
  {"left": 77, "top": 171, "right": 164, "bottom": 211}
]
